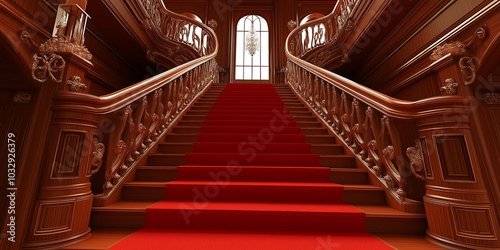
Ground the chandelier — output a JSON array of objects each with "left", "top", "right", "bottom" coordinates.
[{"left": 245, "top": 19, "right": 260, "bottom": 56}]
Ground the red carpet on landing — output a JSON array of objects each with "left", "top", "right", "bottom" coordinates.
[{"left": 111, "top": 84, "right": 393, "bottom": 249}]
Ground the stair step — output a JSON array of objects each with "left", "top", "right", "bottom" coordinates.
[
  {"left": 137, "top": 165, "right": 331, "bottom": 183},
  {"left": 145, "top": 201, "right": 367, "bottom": 232},
  {"left": 177, "top": 120, "right": 322, "bottom": 128},
  {"left": 147, "top": 153, "right": 355, "bottom": 168},
  {"left": 182, "top": 115, "right": 316, "bottom": 122},
  {"left": 186, "top": 110, "right": 311, "bottom": 116},
  {"left": 157, "top": 142, "right": 344, "bottom": 155},
  {"left": 165, "top": 133, "right": 335, "bottom": 144},
  {"left": 196, "top": 101, "right": 304, "bottom": 107},
  {"left": 173, "top": 126, "right": 302, "bottom": 134},
  {"left": 191, "top": 105, "right": 309, "bottom": 112},
  {"left": 164, "top": 181, "right": 345, "bottom": 203},
  {"left": 121, "top": 182, "right": 383, "bottom": 205},
  {"left": 172, "top": 126, "right": 325, "bottom": 135},
  {"left": 136, "top": 166, "right": 178, "bottom": 182},
  {"left": 90, "top": 201, "right": 426, "bottom": 234},
  {"left": 200, "top": 97, "right": 298, "bottom": 102},
  {"left": 183, "top": 114, "right": 295, "bottom": 121},
  {"left": 330, "top": 168, "right": 369, "bottom": 185},
  {"left": 176, "top": 166, "right": 331, "bottom": 182}
]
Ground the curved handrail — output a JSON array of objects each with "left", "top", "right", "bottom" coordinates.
[
  {"left": 140, "top": 0, "right": 217, "bottom": 57},
  {"left": 287, "top": 0, "right": 360, "bottom": 62},
  {"left": 53, "top": 0, "right": 218, "bottom": 198},
  {"left": 285, "top": 0, "right": 471, "bottom": 204}
]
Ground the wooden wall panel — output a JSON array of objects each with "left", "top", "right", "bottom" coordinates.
[
  {"left": 165, "top": 0, "right": 208, "bottom": 22},
  {"left": 434, "top": 136, "right": 475, "bottom": 181},
  {"left": 295, "top": 0, "right": 336, "bottom": 23},
  {"left": 51, "top": 131, "right": 86, "bottom": 179},
  {"left": 34, "top": 200, "right": 75, "bottom": 235},
  {"left": 393, "top": 74, "right": 440, "bottom": 101},
  {"left": 419, "top": 137, "right": 433, "bottom": 179},
  {"left": 487, "top": 106, "right": 500, "bottom": 158},
  {"left": 451, "top": 204, "right": 498, "bottom": 239},
  {"left": 0, "top": 90, "right": 36, "bottom": 238},
  {"left": 359, "top": 0, "right": 485, "bottom": 89}
]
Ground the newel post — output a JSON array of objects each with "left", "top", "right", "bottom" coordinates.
[
  {"left": 415, "top": 111, "right": 500, "bottom": 248},
  {"left": 22, "top": 1, "right": 100, "bottom": 248}
]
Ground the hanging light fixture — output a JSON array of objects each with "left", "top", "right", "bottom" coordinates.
[{"left": 245, "top": 18, "right": 260, "bottom": 56}]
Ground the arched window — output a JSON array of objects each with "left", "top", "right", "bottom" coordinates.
[{"left": 235, "top": 15, "right": 269, "bottom": 80}]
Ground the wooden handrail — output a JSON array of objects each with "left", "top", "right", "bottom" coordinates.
[
  {"left": 52, "top": 0, "right": 219, "bottom": 200},
  {"left": 285, "top": 0, "right": 471, "bottom": 205}
]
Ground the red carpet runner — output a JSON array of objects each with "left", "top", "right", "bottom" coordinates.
[{"left": 111, "top": 84, "right": 392, "bottom": 249}]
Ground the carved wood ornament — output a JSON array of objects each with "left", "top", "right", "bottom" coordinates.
[
  {"left": 287, "top": 0, "right": 362, "bottom": 68},
  {"left": 90, "top": 137, "right": 105, "bottom": 175},
  {"left": 287, "top": 20, "right": 297, "bottom": 31},
  {"left": 208, "top": 19, "right": 217, "bottom": 30},
  {"left": 406, "top": 142, "right": 425, "bottom": 181},
  {"left": 440, "top": 78, "right": 458, "bottom": 95},
  {"left": 430, "top": 26, "right": 487, "bottom": 86},
  {"left": 286, "top": 62, "right": 409, "bottom": 200},
  {"left": 21, "top": 29, "right": 93, "bottom": 84},
  {"left": 67, "top": 75, "right": 87, "bottom": 92},
  {"left": 102, "top": 60, "right": 218, "bottom": 193},
  {"left": 13, "top": 92, "right": 32, "bottom": 103},
  {"left": 483, "top": 93, "right": 500, "bottom": 104},
  {"left": 430, "top": 27, "right": 486, "bottom": 61},
  {"left": 31, "top": 53, "right": 66, "bottom": 83}
]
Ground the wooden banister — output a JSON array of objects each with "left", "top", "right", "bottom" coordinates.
[
  {"left": 285, "top": 0, "right": 471, "bottom": 208},
  {"left": 51, "top": 0, "right": 219, "bottom": 204}
]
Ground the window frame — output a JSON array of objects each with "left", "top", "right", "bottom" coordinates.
[
  {"left": 234, "top": 15, "right": 269, "bottom": 81},
  {"left": 230, "top": 11, "right": 274, "bottom": 84}
]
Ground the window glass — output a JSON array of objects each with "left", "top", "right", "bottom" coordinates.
[{"left": 235, "top": 15, "right": 269, "bottom": 80}]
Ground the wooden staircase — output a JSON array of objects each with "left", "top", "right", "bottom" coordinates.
[{"left": 71, "top": 84, "right": 436, "bottom": 249}]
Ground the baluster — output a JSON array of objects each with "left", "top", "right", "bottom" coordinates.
[
  {"left": 177, "top": 76, "right": 185, "bottom": 111},
  {"left": 350, "top": 99, "right": 365, "bottom": 156},
  {"left": 165, "top": 83, "right": 174, "bottom": 125},
  {"left": 330, "top": 86, "right": 340, "bottom": 132},
  {"left": 171, "top": 79, "right": 178, "bottom": 118},
  {"left": 380, "top": 116, "right": 405, "bottom": 199},
  {"left": 144, "top": 91, "right": 159, "bottom": 145},
  {"left": 339, "top": 92, "right": 350, "bottom": 142},
  {"left": 325, "top": 84, "right": 333, "bottom": 124},
  {"left": 154, "top": 88, "right": 164, "bottom": 139},
  {"left": 103, "top": 106, "right": 132, "bottom": 192},
  {"left": 127, "top": 97, "right": 147, "bottom": 165},
  {"left": 320, "top": 79, "right": 328, "bottom": 119}
]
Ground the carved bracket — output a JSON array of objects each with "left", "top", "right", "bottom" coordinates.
[
  {"left": 406, "top": 142, "right": 426, "bottom": 181},
  {"left": 440, "top": 78, "right": 459, "bottom": 95},
  {"left": 20, "top": 30, "right": 92, "bottom": 60},
  {"left": 430, "top": 26, "right": 487, "bottom": 61},
  {"left": 90, "top": 137, "right": 105, "bottom": 175},
  {"left": 459, "top": 56, "right": 480, "bottom": 85}
]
